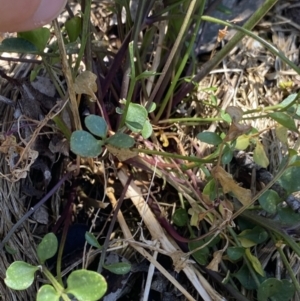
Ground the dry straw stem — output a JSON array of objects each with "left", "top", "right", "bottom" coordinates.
[
  {"left": 116, "top": 169, "right": 226, "bottom": 301},
  {"left": 53, "top": 20, "right": 81, "bottom": 130}
]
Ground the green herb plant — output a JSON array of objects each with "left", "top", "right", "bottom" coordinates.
[
  {"left": 3, "top": 0, "right": 300, "bottom": 300},
  {"left": 4, "top": 233, "right": 107, "bottom": 301}
]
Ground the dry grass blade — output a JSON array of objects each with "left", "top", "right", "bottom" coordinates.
[{"left": 117, "top": 169, "right": 226, "bottom": 301}]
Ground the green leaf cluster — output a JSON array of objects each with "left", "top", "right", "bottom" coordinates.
[
  {"left": 5, "top": 233, "right": 107, "bottom": 301},
  {"left": 70, "top": 115, "right": 135, "bottom": 157}
]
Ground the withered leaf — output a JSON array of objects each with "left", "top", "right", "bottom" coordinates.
[
  {"left": 211, "top": 166, "right": 252, "bottom": 206},
  {"left": 74, "top": 70, "right": 98, "bottom": 100}
]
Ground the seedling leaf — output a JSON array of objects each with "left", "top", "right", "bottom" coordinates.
[
  {"left": 275, "top": 124, "right": 288, "bottom": 144},
  {"left": 197, "top": 132, "right": 222, "bottom": 145},
  {"left": 70, "top": 131, "right": 103, "bottom": 157},
  {"left": 268, "top": 112, "right": 298, "bottom": 132},
  {"left": 258, "top": 190, "right": 281, "bottom": 214},
  {"left": 146, "top": 102, "right": 156, "bottom": 113},
  {"left": 245, "top": 249, "right": 265, "bottom": 276},
  {"left": 125, "top": 103, "right": 147, "bottom": 132},
  {"left": 103, "top": 262, "right": 131, "bottom": 275},
  {"left": 37, "top": 233, "right": 58, "bottom": 264},
  {"left": 235, "top": 134, "right": 250, "bottom": 150},
  {"left": 253, "top": 140, "right": 269, "bottom": 168},
  {"left": 277, "top": 206, "right": 300, "bottom": 226},
  {"left": 234, "top": 265, "right": 262, "bottom": 290},
  {"left": 66, "top": 270, "right": 107, "bottom": 301},
  {"left": 227, "top": 247, "right": 245, "bottom": 261},
  {"left": 0, "top": 38, "right": 38, "bottom": 53},
  {"left": 278, "top": 164, "right": 300, "bottom": 194},
  {"left": 74, "top": 71, "right": 98, "bottom": 100},
  {"left": 188, "top": 240, "right": 209, "bottom": 265},
  {"left": 85, "top": 115, "right": 107, "bottom": 138},
  {"left": 106, "top": 133, "right": 135, "bottom": 148},
  {"left": 172, "top": 208, "right": 188, "bottom": 227},
  {"left": 141, "top": 120, "right": 153, "bottom": 139},
  {"left": 278, "top": 93, "right": 298, "bottom": 109},
  {"left": 221, "top": 144, "right": 233, "bottom": 164},
  {"left": 257, "top": 278, "right": 295, "bottom": 301},
  {"left": 37, "top": 285, "right": 60, "bottom": 301},
  {"left": 18, "top": 28, "right": 50, "bottom": 52},
  {"left": 85, "top": 232, "right": 102, "bottom": 249},
  {"left": 5, "top": 261, "right": 39, "bottom": 290},
  {"left": 65, "top": 16, "right": 82, "bottom": 42},
  {"left": 238, "top": 226, "right": 268, "bottom": 247}
]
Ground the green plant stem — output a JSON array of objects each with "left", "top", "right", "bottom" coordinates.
[
  {"left": 42, "top": 266, "right": 71, "bottom": 301},
  {"left": 53, "top": 20, "right": 81, "bottom": 130},
  {"left": 148, "top": 0, "right": 197, "bottom": 108},
  {"left": 270, "top": 232, "right": 300, "bottom": 293},
  {"left": 42, "top": 58, "right": 65, "bottom": 99},
  {"left": 201, "top": 16, "right": 300, "bottom": 75},
  {"left": 82, "top": 0, "right": 95, "bottom": 114},
  {"left": 52, "top": 115, "right": 72, "bottom": 141},
  {"left": 74, "top": 0, "right": 91, "bottom": 74},
  {"left": 153, "top": 0, "right": 205, "bottom": 123},
  {"left": 173, "top": 0, "right": 279, "bottom": 104},
  {"left": 158, "top": 116, "right": 222, "bottom": 123},
  {"left": 119, "top": 42, "right": 135, "bottom": 128}
]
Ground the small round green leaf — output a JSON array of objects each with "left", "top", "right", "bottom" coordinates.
[
  {"left": 37, "top": 285, "right": 60, "bottom": 301},
  {"left": 125, "top": 103, "right": 147, "bottom": 132},
  {"left": 197, "top": 132, "right": 222, "bottom": 145},
  {"left": 5, "top": 261, "right": 39, "bottom": 290},
  {"left": 37, "top": 233, "right": 58, "bottom": 264},
  {"left": 66, "top": 270, "right": 107, "bottom": 301},
  {"left": 253, "top": 140, "right": 269, "bottom": 168},
  {"left": 141, "top": 120, "right": 153, "bottom": 139},
  {"left": 203, "top": 179, "right": 217, "bottom": 200},
  {"left": 222, "top": 144, "right": 233, "bottom": 164},
  {"left": 18, "top": 28, "right": 50, "bottom": 52},
  {"left": 277, "top": 206, "right": 300, "bottom": 226},
  {"left": 85, "top": 232, "right": 102, "bottom": 249},
  {"left": 103, "top": 262, "right": 131, "bottom": 275},
  {"left": 278, "top": 164, "right": 300, "bottom": 194},
  {"left": 233, "top": 264, "right": 264, "bottom": 290},
  {"left": 172, "top": 208, "right": 188, "bottom": 227},
  {"left": 65, "top": 16, "right": 82, "bottom": 42},
  {"left": 220, "top": 110, "right": 232, "bottom": 123},
  {"left": 106, "top": 133, "right": 135, "bottom": 148},
  {"left": 258, "top": 190, "right": 281, "bottom": 214},
  {"left": 235, "top": 134, "right": 250, "bottom": 150},
  {"left": 257, "top": 278, "right": 295, "bottom": 301},
  {"left": 238, "top": 226, "right": 268, "bottom": 247},
  {"left": 227, "top": 247, "right": 245, "bottom": 261},
  {"left": 85, "top": 115, "right": 107, "bottom": 139},
  {"left": 4, "top": 244, "right": 17, "bottom": 255},
  {"left": 70, "top": 131, "right": 103, "bottom": 157},
  {"left": 146, "top": 102, "right": 156, "bottom": 113},
  {"left": 188, "top": 241, "right": 209, "bottom": 265}
]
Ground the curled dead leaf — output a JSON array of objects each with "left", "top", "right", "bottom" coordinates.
[
  {"left": 211, "top": 166, "right": 251, "bottom": 206},
  {"left": 226, "top": 106, "right": 244, "bottom": 122},
  {"left": 74, "top": 70, "right": 98, "bottom": 101},
  {"left": 224, "top": 121, "right": 252, "bottom": 142},
  {"left": 106, "top": 144, "right": 138, "bottom": 161},
  {"left": 0, "top": 135, "right": 16, "bottom": 154},
  {"left": 206, "top": 250, "right": 223, "bottom": 272}
]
